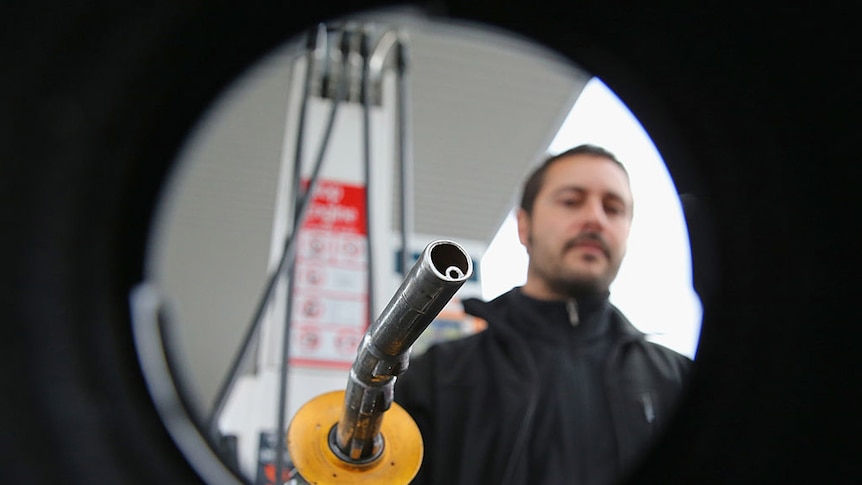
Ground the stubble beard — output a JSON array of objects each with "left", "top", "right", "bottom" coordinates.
[
  {"left": 529, "top": 233, "right": 618, "bottom": 299},
  {"left": 544, "top": 264, "right": 610, "bottom": 298}
]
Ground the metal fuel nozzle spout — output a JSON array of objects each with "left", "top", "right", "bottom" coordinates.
[
  {"left": 332, "top": 239, "right": 472, "bottom": 463},
  {"left": 287, "top": 239, "right": 472, "bottom": 483}
]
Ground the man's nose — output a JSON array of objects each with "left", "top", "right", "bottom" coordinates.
[{"left": 581, "top": 199, "right": 607, "bottom": 229}]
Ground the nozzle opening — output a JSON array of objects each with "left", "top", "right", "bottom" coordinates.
[{"left": 429, "top": 241, "right": 471, "bottom": 281}]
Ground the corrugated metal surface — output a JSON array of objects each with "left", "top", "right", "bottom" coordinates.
[
  {"left": 405, "top": 19, "right": 589, "bottom": 241},
  {"left": 157, "top": 16, "right": 589, "bottom": 253}
]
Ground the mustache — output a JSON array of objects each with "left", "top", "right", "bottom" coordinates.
[{"left": 563, "top": 232, "right": 611, "bottom": 257}]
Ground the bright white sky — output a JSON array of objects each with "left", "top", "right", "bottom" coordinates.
[{"left": 480, "top": 78, "right": 702, "bottom": 358}]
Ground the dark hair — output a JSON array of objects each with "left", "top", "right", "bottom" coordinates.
[{"left": 519, "top": 144, "right": 629, "bottom": 214}]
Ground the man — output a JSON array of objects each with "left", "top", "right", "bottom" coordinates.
[{"left": 394, "top": 144, "right": 693, "bottom": 485}]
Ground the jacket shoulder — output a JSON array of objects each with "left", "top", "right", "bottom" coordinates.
[
  {"left": 396, "top": 329, "right": 489, "bottom": 396},
  {"left": 410, "top": 330, "right": 486, "bottom": 373},
  {"left": 634, "top": 339, "right": 694, "bottom": 385}
]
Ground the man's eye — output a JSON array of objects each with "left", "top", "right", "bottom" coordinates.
[{"left": 605, "top": 204, "right": 624, "bottom": 215}]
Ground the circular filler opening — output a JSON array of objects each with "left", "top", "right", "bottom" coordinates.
[{"left": 429, "top": 242, "right": 470, "bottom": 281}]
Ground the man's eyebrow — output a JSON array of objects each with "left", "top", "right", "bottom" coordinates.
[
  {"left": 552, "top": 186, "right": 629, "bottom": 203},
  {"left": 550, "top": 186, "right": 586, "bottom": 196},
  {"left": 603, "top": 192, "right": 629, "bottom": 204}
]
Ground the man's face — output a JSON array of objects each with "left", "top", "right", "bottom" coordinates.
[{"left": 517, "top": 154, "right": 633, "bottom": 299}]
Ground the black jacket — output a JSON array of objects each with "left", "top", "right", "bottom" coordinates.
[{"left": 394, "top": 288, "right": 692, "bottom": 485}]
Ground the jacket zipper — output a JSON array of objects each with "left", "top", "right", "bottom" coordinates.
[
  {"left": 566, "top": 298, "right": 579, "bottom": 326},
  {"left": 639, "top": 392, "right": 656, "bottom": 424}
]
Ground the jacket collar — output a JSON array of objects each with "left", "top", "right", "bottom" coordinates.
[{"left": 463, "top": 288, "right": 641, "bottom": 343}]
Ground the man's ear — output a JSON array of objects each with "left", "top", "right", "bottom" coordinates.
[{"left": 516, "top": 208, "right": 531, "bottom": 248}]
